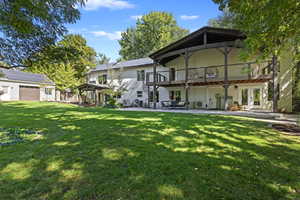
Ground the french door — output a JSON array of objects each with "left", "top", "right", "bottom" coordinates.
[{"left": 240, "top": 87, "right": 262, "bottom": 110}]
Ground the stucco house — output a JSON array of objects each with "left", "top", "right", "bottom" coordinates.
[
  {"left": 148, "top": 26, "right": 294, "bottom": 112},
  {"left": 86, "top": 26, "right": 295, "bottom": 113},
  {"left": 85, "top": 58, "right": 168, "bottom": 107},
  {"left": 0, "top": 67, "right": 56, "bottom": 101}
]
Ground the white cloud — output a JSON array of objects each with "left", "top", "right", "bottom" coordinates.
[
  {"left": 130, "top": 15, "right": 142, "bottom": 20},
  {"left": 84, "top": 0, "right": 134, "bottom": 10},
  {"left": 91, "top": 31, "right": 122, "bottom": 40},
  {"left": 180, "top": 15, "right": 199, "bottom": 20}
]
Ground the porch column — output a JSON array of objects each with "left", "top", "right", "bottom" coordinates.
[
  {"left": 147, "top": 85, "right": 150, "bottom": 108},
  {"left": 184, "top": 48, "right": 190, "bottom": 109},
  {"left": 272, "top": 55, "right": 278, "bottom": 112},
  {"left": 153, "top": 62, "right": 157, "bottom": 109},
  {"left": 223, "top": 46, "right": 229, "bottom": 111},
  {"left": 95, "top": 90, "right": 98, "bottom": 105}
]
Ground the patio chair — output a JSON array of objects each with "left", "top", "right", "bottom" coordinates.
[{"left": 161, "top": 101, "right": 171, "bottom": 109}]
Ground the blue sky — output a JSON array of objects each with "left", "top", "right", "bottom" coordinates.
[{"left": 67, "top": 0, "right": 221, "bottom": 61}]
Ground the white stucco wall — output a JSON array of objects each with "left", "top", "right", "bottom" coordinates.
[{"left": 87, "top": 65, "right": 168, "bottom": 107}]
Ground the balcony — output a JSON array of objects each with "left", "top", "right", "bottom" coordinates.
[{"left": 146, "top": 61, "right": 272, "bottom": 87}]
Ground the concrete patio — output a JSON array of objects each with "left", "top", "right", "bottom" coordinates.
[{"left": 119, "top": 108, "right": 299, "bottom": 125}]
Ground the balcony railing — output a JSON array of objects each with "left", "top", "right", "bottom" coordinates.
[{"left": 146, "top": 61, "right": 272, "bottom": 85}]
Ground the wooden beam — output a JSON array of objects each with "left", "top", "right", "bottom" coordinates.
[
  {"left": 272, "top": 55, "right": 278, "bottom": 112},
  {"left": 156, "top": 41, "right": 243, "bottom": 61},
  {"left": 153, "top": 62, "right": 157, "bottom": 109},
  {"left": 185, "top": 49, "right": 189, "bottom": 110},
  {"left": 223, "top": 45, "right": 229, "bottom": 111},
  {"left": 147, "top": 85, "right": 150, "bottom": 108}
]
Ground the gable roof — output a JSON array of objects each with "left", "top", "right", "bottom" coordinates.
[
  {"left": 90, "top": 57, "right": 154, "bottom": 72},
  {"left": 0, "top": 68, "right": 55, "bottom": 85},
  {"left": 150, "top": 26, "right": 245, "bottom": 64}
]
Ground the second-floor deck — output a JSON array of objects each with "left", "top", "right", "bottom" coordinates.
[{"left": 146, "top": 61, "right": 272, "bottom": 87}]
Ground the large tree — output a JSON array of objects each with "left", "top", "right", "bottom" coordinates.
[
  {"left": 119, "top": 12, "right": 189, "bottom": 60},
  {"left": 208, "top": 7, "right": 237, "bottom": 29},
  {"left": 0, "top": 0, "right": 85, "bottom": 67},
  {"left": 26, "top": 34, "right": 97, "bottom": 90},
  {"left": 97, "top": 53, "right": 111, "bottom": 64},
  {"left": 212, "top": 0, "right": 300, "bottom": 60}
]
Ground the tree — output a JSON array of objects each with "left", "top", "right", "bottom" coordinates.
[
  {"left": 208, "top": 7, "right": 237, "bottom": 29},
  {"left": 212, "top": 0, "right": 300, "bottom": 60},
  {"left": 97, "top": 53, "right": 111, "bottom": 64},
  {"left": 119, "top": 12, "right": 189, "bottom": 60},
  {"left": 0, "top": 0, "right": 85, "bottom": 67},
  {"left": 26, "top": 34, "right": 97, "bottom": 84},
  {"left": 53, "top": 63, "right": 79, "bottom": 91}
]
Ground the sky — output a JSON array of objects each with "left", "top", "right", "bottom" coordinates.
[{"left": 67, "top": 0, "right": 222, "bottom": 61}]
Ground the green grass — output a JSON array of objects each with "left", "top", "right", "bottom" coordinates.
[{"left": 0, "top": 101, "right": 299, "bottom": 200}]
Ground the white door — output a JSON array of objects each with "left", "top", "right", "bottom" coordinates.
[{"left": 240, "top": 87, "right": 262, "bottom": 110}]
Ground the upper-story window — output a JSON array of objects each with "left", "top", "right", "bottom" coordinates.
[
  {"left": 137, "top": 91, "right": 143, "bottom": 98},
  {"left": 137, "top": 70, "right": 145, "bottom": 81},
  {"left": 98, "top": 74, "right": 107, "bottom": 84}
]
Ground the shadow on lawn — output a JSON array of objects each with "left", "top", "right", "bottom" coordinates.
[{"left": 0, "top": 102, "right": 300, "bottom": 200}]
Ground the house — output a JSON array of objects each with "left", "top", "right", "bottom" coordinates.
[
  {"left": 85, "top": 58, "right": 168, "bottom": 107},
  {"left": 0, "top": 67, "right": 56, "bottom": 101},
  {"left": 86, "top": 26, "right": 295, "bottom": 112},
  {"left": 147, "top": 26, "right": 294, "bottom": 112}
]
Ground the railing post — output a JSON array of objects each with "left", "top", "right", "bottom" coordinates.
[
  {"left": 204, "top": 67, "right": 207, "bottom": 82},
  {"left": 248, "top": 63, "right": 251, "bottom": 80}
]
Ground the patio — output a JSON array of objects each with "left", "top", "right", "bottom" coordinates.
[{"left": 119, "top": 107, "right": 299, "bottom": 125}]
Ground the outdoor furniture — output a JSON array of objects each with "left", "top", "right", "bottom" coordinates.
[{"left": 161, "top": 101, "right": 186, "bottom": 109}]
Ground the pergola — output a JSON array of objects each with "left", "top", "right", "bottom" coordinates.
[
  {"left": 78, "top": 83, "right": 109, "bottom": 105},
  {"left": 149, "top": 26, "right": 278, "bottom": 111}
]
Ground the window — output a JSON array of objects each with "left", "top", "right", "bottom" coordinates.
[
  {"left": 45, "top": 88, "right": 53, "bottom": 95},
  {"left": 0, "top": 86, "right": 8, "bottom": 94},
  {"left": 137, "top": 91, "right": 143, "bottom": 98},
  {"left": 242, "top": 88, "right": 248, "bottom": 105},
  {"left": 253, "top": 88, "right": 261, "bottom": 106},
  {"left": 137, "top": 70, "right": 145, "bottom": 81},
  {"left": 170, "top": 68, "right": 175, "bottom": 81},
  {"left": 170, "top": 90, "right": 181, "bottom": 102},
  {"left": 268, "top": 82, "right": 280, "bottom": 101},
  {"left": 149, "top": 91, "right": 159, "bottom": 102},
  {"left": 98, "top": 74, "right": 107, "bottom": 84},
  {"left": 89, "top": 81, "right": 96, "bottom": 84}
]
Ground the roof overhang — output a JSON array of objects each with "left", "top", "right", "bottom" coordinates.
[
  {"left": 150, "top": 26, "right": 246, "bottom": 65},
  {"left": 78, "top": 83, "right": 109, "bottom": 91}
]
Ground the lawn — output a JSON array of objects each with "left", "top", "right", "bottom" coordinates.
[{"left": 0, "top": 102, "right": 299, "bottom": 200}]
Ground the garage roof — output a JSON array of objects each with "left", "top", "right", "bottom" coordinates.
[{"left": 0, "top": 68, "right": 55, "bottom": 85}]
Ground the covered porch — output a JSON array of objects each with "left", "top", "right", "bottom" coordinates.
[
  {"left": 158, "top": 82, "right": 272, "bottom": 111},
  {"left": 148, "top": 26, "right": 279, "bottom": 112}
]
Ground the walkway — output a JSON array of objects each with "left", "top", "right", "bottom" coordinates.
[{"left": 119, "top": 108, "right": 299, "bottom": 125}]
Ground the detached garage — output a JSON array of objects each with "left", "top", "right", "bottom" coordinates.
[
  {"left": 19, "top": 86, "right": 41, "bottom": 101},
  {"left": 0, "top": 67, "right": 55, "bottom": 101}
]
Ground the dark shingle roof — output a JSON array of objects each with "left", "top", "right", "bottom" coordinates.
[
  {"left": 0, "top": 68, "right": 55, "bottom": 85},
  {"left": 90, "top": 57, "right": 154, "bottom": 72}
]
